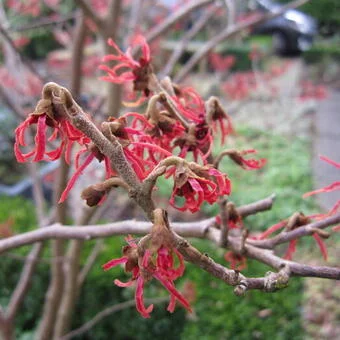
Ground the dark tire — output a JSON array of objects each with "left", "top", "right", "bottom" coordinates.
[
  {"left": 272, "top": 31, "right": 302, "bottom": 56},
  {"left": 272, "top": 31, "right": 291, "bottom": 55}
]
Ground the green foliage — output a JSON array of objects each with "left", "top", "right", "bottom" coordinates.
[
  {"left": 211, "top": 127, "right": 316, "bottom": 227},
  {"left": 21, "top": 29, "right": 61, "bottom": 60},
  {"left": 279, "top": 0, "right": 340, "bottom": 34},
  {"left": 182, "top": 240, "right": 303, "bottom": 340},
  {"left": 0, "top": 107, "right": 26, "bottom": 184},
  {"left": 303, "top": 41, "right": 340, "bottom": 64},
  {"left": 0, "top": 197, "right": 48, "bottom": 337}
]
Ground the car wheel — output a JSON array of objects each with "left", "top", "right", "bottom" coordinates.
[{"left": 272, "top": 31, "right": 290, "bottom": 55}]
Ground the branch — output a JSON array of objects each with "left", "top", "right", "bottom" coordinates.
[
  {"left": 0, "top": 194, "right": 279, "bottom": 254},
  {"left": 61, "top": 297, "right": 169, "bottom": 340},
  {"left": 0, "top": 23, "right": 47, "bottom": 83},
  {"left": 244, "top": 243, "right": 340, "bottom": 280},
  {"left": 159, "top": 4, "right": 218, "bottom": 77},
  {"left": 127, "top": 0, "right": 144, "bottom": 39},
  {"left": 173, "top": 232, "right": 292, "bottom": 294},
  {"left": 174, "top": 0, "right": 309, "bottom": 82},
  {"left": 77, "top": 240, "right": 104, "bottom": 288},
  {"left": 237, "top": 193, "right": 276, "bottom": 218},
  {"left": 44, "top": 83, "right": 155, "bottom": 218},
  {"left": 10, "top": 13, "right": 76, "bottom": 32},
  {"left": 224, "top": 0, "right": 236, "bottom": 27},
  {"left": 146, "top": 0, "right": 214, "bottom": 43},
  {"left": 74, "top": 0, "right": 103, "bottom": 30},
  {"left": 249, "top": 213, "right": 340, "bottom": 249},
  {"left": 6, "top": 244, "right": 44, "bottom": 319}
]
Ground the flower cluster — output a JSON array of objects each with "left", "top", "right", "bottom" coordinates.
[
  {"left": 102, "top": 210, "right": 191, "bottom": 318},
  {"left": 169, "top": 163, "right": 231, "bottom": 213},
  {"left": 14, "top": 98, "right": 90, "bottom": 165},
  {"left": 259, "top": 212, "right": 328, "bottom": 260}
]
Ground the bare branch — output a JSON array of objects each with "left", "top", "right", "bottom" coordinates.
[
  {"left": 9, "top": 13, "right": 76, "bottom": 32},
  {"left": 0, "top": 23, "right": 47, "bottom": 82},
  {"left": 224, "top": 0, "right": 236, "bottom": 27},
  {"left": 77, "top": 239, "right": 104, "bottom": 288},
  {"left": 0, "top": 194, "right": 282, "bottom": 254},
  {"left": 146, "top": 0, "right": 214, "bottom": 43},
  {"left": 249, "top": 213, "right": 340, "bottom": 249},
  {"left": 159, "top": 4, "right": 218, "bottom": 77},
  {"left": 127, "top": 0, "right": 144, "bottom": 39},
  {"left": 2, "top": 213, "right": 339, "bottom": 256},
  {"left": 61, "top": 297, "right": 169, "bottom": 340},
  {"left": 237, "top": 193, "right": 276, "bottom": 217},
  {"left": 244, "top": 243, "right": 340, "bottom": 280},
  {"left": 6, "top": 244, "right": 44, "bottom": 319},
  {"left": 74, "top": 0, "right": 103, "bottom": 30}
]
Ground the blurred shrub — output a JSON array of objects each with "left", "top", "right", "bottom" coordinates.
[
  {"left": 303, "top": 43, "right": 340, "bottom": 64},
  {"left": 279, "top": 0, "right": 340, "bottom": 36}
]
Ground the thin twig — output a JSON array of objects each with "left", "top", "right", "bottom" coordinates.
[
  {"left": 146, "top": 0, "right": 214, "bottom": 43},
  {"left": 1, "top": 213, "right": 339, "bottom": 256},
  {"left": 0, "top": 23, "right": 47, "bottom": 82},
  {"left": 159, "top": 4, "right": 218, "bottom": 78},
  {"left": 61, "top": 297, "right": 169, "bottom": 340}
]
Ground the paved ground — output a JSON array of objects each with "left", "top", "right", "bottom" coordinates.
[{"left": 312, "top": 88, "right": 340, "bottom": 211}]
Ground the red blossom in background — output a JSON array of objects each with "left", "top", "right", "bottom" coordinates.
[
  {"left": 224, "top": 251, "right": 247, "bottom": 271},
  {"left": 303, "top": 155, "right": 340, "bottom": 199},
  {"left": 7, "top": 0, "right": 60, "bottom": 16},
  {"left": 225, "top": 149, "right": 266, "bottom": 170},
  {"left": 259, "top": 214, "right": 328, "bottom": 261},
  {"left": 299, "top": 81, "right": 327, "bottom": 101},
  {"left": 209, "top": 53, "right": 235, "bottom": 72},
  {"left": 222, "top": 72, "right": 257, "bottom": 100},
  {"left": 100, "top": 34, "right": 152, "bottom": 96}
]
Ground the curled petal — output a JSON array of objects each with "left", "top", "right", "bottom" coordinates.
[
  {"left": 259, "top": 220, "right": 286, "bottom": 239},
  {"left": 167, "top": 295, "right": 177, "bottom": 313},
  {"left": 312, "top": 233, "right": 328, "bottom": 261},
  {"left": 59, "top": 153, "right": 95, "bottom": 203},
  {"left": 114, "top": 278, "right": 135, "bottom": 287},
  {"left": 320, "top": 155, "right": 340, "bottom": 168},
  {"left": 102, "top": 256, "right": 128, "bottom": 271},
  {"left": 153, "top": 272, "right": 192, "bottom": 312},
  {"left": 135, "top": 276, "right": 154, "bottom": 318},
  {"left": 284, "top": 239, "right": 298, "bottom": 260},
  {"left": 33, "top": 115, "right": 47, "bottom": 161},
  {"left": 303, "top": 182, "right": 340, "bottom": 198}
]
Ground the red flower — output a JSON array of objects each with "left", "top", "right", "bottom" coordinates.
[
  {"left": 226, "top": 149, "right": 266, "bottom": 170},
  {"left": 259, "top": 214, "right": 328, "bottom": 261},
  {"left": 303, "top": 155, "right": 340, "bottom": 198},
  {"left": 224, "top": 251, "right": 247, "bottom": 271},
  {"left": 14, "top": 110, "right": 89, "bottom": 164},
  {"left": 209, "top": 53, "right": 235, "bottom": 72},
  {"left": 169, "top": 165, "right": 231, "bottom": 213},
  {"left": 100, "top": 34, "right": 152, "bottom": 96},
  {"left": 102, "top": 235, "right": 191, "bottom": 318}
]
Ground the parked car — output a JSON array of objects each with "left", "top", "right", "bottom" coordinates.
[{"left": 250, "top": 0, "right": 318, "bottom": 55}]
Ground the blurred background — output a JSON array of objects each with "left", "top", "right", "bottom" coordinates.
[{"left": 0, "top": 0, "right": 339, "bottom": 339}]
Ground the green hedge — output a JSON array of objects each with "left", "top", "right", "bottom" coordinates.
[{"left": 303, "top": 43, "right": 340, "bottom": 64}]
